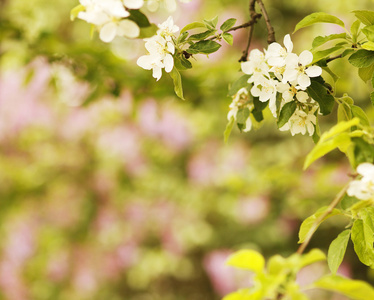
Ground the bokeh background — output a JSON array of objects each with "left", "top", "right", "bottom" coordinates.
[{"left": 1, "top": 0, "right": 374, "bottom": 299}]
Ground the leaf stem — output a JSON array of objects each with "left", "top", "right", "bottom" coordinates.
[{"left": 296, "top": 184, "right": 349, "bottom": 255}]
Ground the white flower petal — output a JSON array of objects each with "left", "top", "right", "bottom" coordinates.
[
  {"left": 153, "top": 66, "right": 162, "bottom": 81},
  {"left": 299, "top": 50, "right": 313, "bottom": 65},
  {"left": 118, "top": 19, "right": 140, "bottom": 38},
  {"left": 100, "top": 22, "right": 117, "bottom": 43},
  {"left": 165, "top": 0, "right": 177, "bottom": 12},
  {"left": 297, "top": 73, "right": 311, "bottom": 89},
  {"left": 164, "top": 54, "right": 174, "bottom": 72},
  {"left": 137, "top": 55, "right": 154, "bottom": 70},
  {"left": 243, "top": 117, "right": 252, "bottom": 132},
  {"left": 357, "top": 163, "right": 374, "bottom": 177},
  {"left": 284, "top": 34, "right": 293, "bottom": 53},
  {"left": 147, "top": 0, "right": 159, "bottom": 11},
  {"left": 305, "top": 66, "right": 322, "bottom": 78},
  {"left": 123, "top": 0, "right": 144, "bottom": 9}
]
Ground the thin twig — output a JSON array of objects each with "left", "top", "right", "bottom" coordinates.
[
  {"left": 256, "top": 0, "right": 275, "bottom": 44},
  {"left": 238, "top": 0, "right": 258, "bottom": 62},
  {"left": 326, "top": 54, "right": 343, "bottom": 63},
  {"left": 296, "top": 184, "right": 349, "bottom": 255}
]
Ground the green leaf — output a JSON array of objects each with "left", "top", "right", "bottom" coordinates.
[
  {"left": 189, "top": 29, "right": 216, "bottom": 41},
  {"left": 371, "top": 91, "right": 374, "bottom": 106},
  {"left": 177, "top": 31, "right": 189, "bottom": 43},
  {"left": 358, "top": 64, "right": 374, "bottom": 82},
  {"left": 348, "top": 49, "right": 374, "bottom": 68},
  {"left": 174, "top": 55, "right": 192, "bottom": 71},
  {"left": 328, "top": 230, "right": 350, "bottom": 274},
  {"left": 128, "top": 9, "right": 151, "bottom": 27},
  {"left": 322, "top": 66, "right": 339, "bottom": 83},
  {"left": 304, "top": 133, "right": 352, "bottom": 169},
  {"left": 226, "top": 249, "right": 265, "bottom": 273},
  {"left": 186, "top": 40, "right": 221, "bottom": 55},
  {"left": 312, "top": 33, "right": 347, "bottom": 48},
  {"left": 267, "top": 255, "right": 286, "bottom": 275},
  {"left": 353, "top": 10, "right": 374, "bottom": 26},
  {"left": 138, "top": 24, "right": 158, "bottom": 39},
  {"left": 353, "top": 137, "right": 374, "bottom": 166},
  {"left": 340, "top": 194, "right": 360, "bottom": 210},
  {"left": 312, "top": 119, "right": 321, "bottom": 144},
  {"left": 314, "top": 274, "right": 374, "bottom": 300},
  {"left": 351, "top": 219, "right": 374, "bottom": 268},
  {"left": 299, "top": 248, "right": 326, "bottom": 269},
  {"left": 180, "top": 21, "right": 205, "bottom": 33},
  {"left": 236, "top": 108, "right": 250, "bottom": 124},
  {"left": 294, "top": 12, "right": 345, "bottom": 33},
  {"left": 306, "top": 79, "right": 335, "bottom": 115},
  {"left": 351, "top": 105, "right": 370, "bottom": 126},
  {"left": 220, "top": 18, "right": 237, "bottom": 32},
  {"left": 351, "top": 20, "right": 361, "bottom": 43},
  {"left": 222, "top": 33, "right": 234, "bottom": 45},
  {"left": 312, "top": 46, "right": 344, "bottom": 64},
  {"left": 223, "top": 289, "right": 255, "bottom": 300},
  {"left": 228, "top": 75, "right": 251, "bottom": 97},
  {"left": 203, "top": 16, "right": 219, "bottom": 29},
  {"left": 298, "top": 206, "right": 341, "bottom": 243},
  {"left": 169, "top": 68, "right": 184, "bottom": 100},
  {"left": 362, "top": 25, "right": 374, "bottom": 42},
  {"left": 70, "top": 4, "right": 85, "bottom": 21},
  {"left": 224, "top": 117, "right": 235, "bottom": 144},
  {"left": 362, "top": 207, "right": 374, "bottom": 233},
  {"left": 320, "top": 118, "right": 359, "bottom": 142},
  {"left": 252, "top": 97, "right": 267, "bottom": 122},
  {"left": 337, "top": 103, "right": 352, "bottom": 123},
  {"left": 277, "top": 101, "right": 297, "bottom": 128},
  {"left": 362, "top": 41, "right": 374, "bottom": 51}
]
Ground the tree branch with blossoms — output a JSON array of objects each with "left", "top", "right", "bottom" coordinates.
[{"left": 70, "top": 2, "right": 374, "bottom": 299}]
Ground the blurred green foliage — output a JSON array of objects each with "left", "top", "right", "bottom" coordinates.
[{"left": 0, "top": 0, "right": 374, "bottom": 299}]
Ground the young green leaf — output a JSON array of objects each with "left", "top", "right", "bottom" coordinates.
[
  {"left": 353, "top": 137, "right": 374, "bottom": 166},
  {"left": 294, "top": 12, "right": 345, "bottom": 33},
  {"left": 220, "top": 18, "right": 237, "bottom": 32},
  {"left": 312, "top": 33, "right": 347, "bottom": 49},
  {"left": 328, "top": 230, "right": 350, "bottom": 274},
  {"left": 353, "top": 10, "right": 374, "bottom": 26},
  {"left": 222, "top": 289, "right": 253, "bottom": 300},
  {"left": 228, "top": 75, "right": 251, "bottom": 97},
  {"left": 351, "top": 219, "right": 374, "bottom": 268},
  {"left": 306, "top": 80, "right": 335, "bottom": 115},
  {"left": 177, "top": 31, "right": 189, "bottom": 43},
  {"left": 320, "top": 118, "right": 359, "bottom": 142},
  {"left": 222, "top": 33, "right": 234, "bottom": 45},
  {"left": 187, "top": 40, "right": 221, "bottom": 55},
  {"left": 371, "top": 91, "right": 374, "bottom": 106},
  {"left": 224, "top": 117, "right": 235, "bottom": 144},
  {"left": 358, "top": 64, "right": 374, "bottom": 82},
  {"left": 351, "top": 105, "right": 370, "bottom": 126},
  {"left": 174, "top": 55, "right": 192, "bottom": 71},
  {"left": 128, "top": 9, "right": 151, "bottom": 27},
  {"left": 203, "top": 16, "right": 219, "bottom": 29},
  {"left": 298, "top": 206, "right": 341, "bottom": 243},
  {"left": 351, "top": 19, "right": 361, "bottom": 43},
  {"left": 226, "top": 249, "right": 265, "bottom": 273},
  {"left": 348, "top": 49, "right": 374, "bottom": 68},
  {"left": 362, "top": 25, "right": 374, "bottom": 42},
  {"left": 138, "top": 24, "right": 158, "bottom": 39},
  {"left": 236, "top": 108, "right": 250, "bottom": 125},
  {"left": 299, "top": 248, "right": 326, "bottom": 269},
  {"left": 312, "top": 46, "right": 344, "bottom": 64},
  {"left": 180, "top": 21, "right": 205, "bottom": 33},
  {"left": 277, "top": 101, "right": 297, "bottom": 128},
  {"left": 314, "top": 275, "right": 374, "bottom": 300},
  {"left": 362, "top": 41, "right": 374, "bottom": 51},
  {"left": 169, "top": 68, "right": 184, "bottom": 100},
  {"left": 70, "top": 4, "right": 85, "bottom": 21},
  {"left": 189, "top": 29, "right": 216, "bottom": 41},
  {"left": 337, "top": 103, "right": 352, "bottom": 123}
]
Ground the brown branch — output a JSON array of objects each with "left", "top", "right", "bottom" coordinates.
[
  {"left": 296, "top": 184, "right": 349, "bottom": 255},
  {"left": 326, "top": 54, "right": 343, "bottom": 63},
  {"left": 256, "top": 0, "right": 275, "bottom": 44},
  {"left": 238, "top": 0, "right": 258, "bottom": 62}
]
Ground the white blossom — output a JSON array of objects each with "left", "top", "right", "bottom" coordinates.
[
  {"left": 266, "top": 34, "right": 293, "bottom": 67},
  {"left": 137, "top": 23, "right": 177, "bottom": 81},
  {"left": 251, "top": 77, "right": 277, "bottom": 116},
  {"left": 347, "top": 163, "right": 374, "bottom": 200},
  {"left": 227, "top": 88, "right": 252, "bottom": 132},
  {"left": 122, "top": 0, "right": 144, "bottom": 9},
  {"left": 277, "top": 82, "right": 309, "bottom": 103},
  {"left": 157, "top": 16, "right": 179, "bottom": 41},
  {"left": 282, "top": 50, "right": 322, "bottom": 89},
  {"left": 147, "top": 0, "right": 190, "bottom": 12},
  {"left": 241, "top": 49, "right": 270, "bottom": 85},
  {"left": 78, "top": 0, "right": 140, "bottom": 43},
  {"left": 280, "top": 106, "right": 317, "bottom": 136}
]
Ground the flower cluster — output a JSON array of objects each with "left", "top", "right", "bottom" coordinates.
[
  {"left": 237, "top": 34, "right": 322, "bottom": 136},
  {"left": 77, "top": 0, "right": 143, "bottom": 42},
  {"left": 137, "top": 17, "right": 179, "bottom": 81},
  {"left": 347, "top": 163, "right": 374, "bottom": 201},
  {"left": 227, "top": 88, "right": 254, "bottom": 132}
]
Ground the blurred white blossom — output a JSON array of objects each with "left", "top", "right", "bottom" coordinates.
[{"left": 347, "top": 163, "right": 374, "bottom": 200}]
